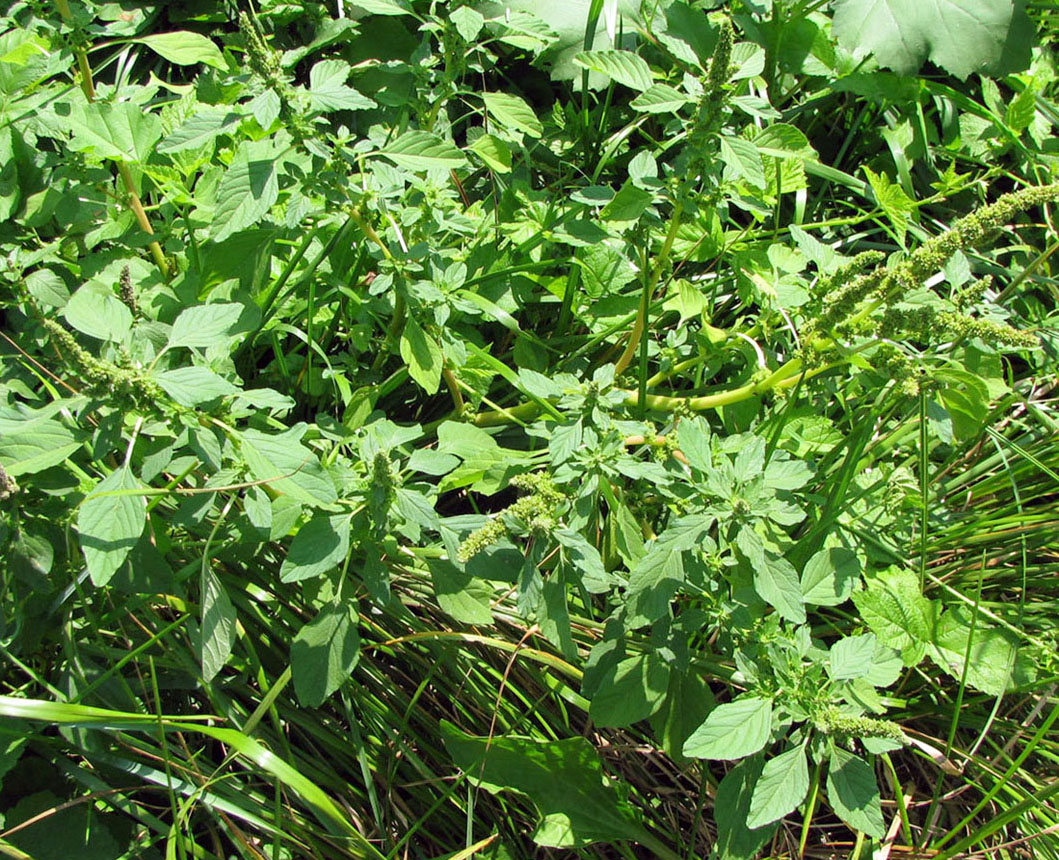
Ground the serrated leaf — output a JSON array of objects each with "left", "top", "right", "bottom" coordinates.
[
  {"left": 589, "top": 653, "right": 670, "bottom": 728},
  {"left": 482, "top": 91, "right": 543, "bottom": 138},
  {"left": 852, "top": 567, "right": 935, "bottom": 665},
  {"left": 291, "top": 602, "right": 361, "bottom": 707},
  {"left": 309, "top": 59, "right": 376, "bottom": 112},
  {"left": 153, "top": 366, "right": 240, "bottom": 406},
  {"left": 747, "top": 745, "right": 809, "bottom": 829},
  {"left": 78, "top": 467, "right": 146, "bottom": 587},
  {"left": 240, "top": 426, "right": 338, "bottom": 508},
  {"left": 451, "top": 6, "right": 485, "bottom": 41},
  {"left": 832, "top": 0, "right": 1032, "bottom": 80},
  {"left": 442, "top": 722, "right": 653, "bottom": 847},
  {"left": 379, "top": 129, "right": 467, "bottom": 171},
  {"left": 629, "top": 83, "right": 691, "bottom": 113},
  {"left": 829, "top": 633, "right": 877, "bottom": 681},
  {"left": 158, "top": 107, "right": 241, "bottom": 153},
  {"left": 168, "top": 302, "right": 245, "bottom": 348},
  {"left": 801, "top": 547, "right": 860, "bottom": 606},
  {"left": 929, "top": 606, "right": 1033, "bottom": 694},
  {"left": 573, "top": 49, "right": 653, "bottom": 92},
  {"left": 200, "top": 563, "right": 235, "bottom": 682},
  {"left": 209, "top": 139, "right": 279, "bottom": 242},
  {"left": 864, "top": 166, "right": 914, "bottom": 243},
  {"left": 827, "top": 748, "right": 885, "bottom": 838},
  {"left": 751, "top": 549, "right": 806, "bottom": 624},
  {"left": 134, "top": 31, "right": 225, "bottom": 69},
  {"left": 280, "top": 513, "right": 351, "bottom": 583},
  {"left": 400, "top": 316, "right": 443, "bottom": 394},
  {"left": 59, "top": 99, "right": 162, "bottom": 163},
  {"left": 683, "top": 697, "right": 773, "bottom": 761},
  {"left": 467, "top": 133, "right": 512, "bottom": 172}
]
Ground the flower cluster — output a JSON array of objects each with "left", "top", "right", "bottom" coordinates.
[
  {"left": 815, "top": 707, "right": 907, "bottom": 744},
  {"left": 457, "top": 472, "right": 564, "bottom": 562}
]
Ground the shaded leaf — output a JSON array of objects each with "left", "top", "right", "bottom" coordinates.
[
  {"left": 291, "top": 602, "right": 361, "bottom": 706},
  {"left": 78, "top": 467, "right": 146, "bottom": 587}
]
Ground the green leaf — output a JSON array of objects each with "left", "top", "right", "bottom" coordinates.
[
  {"left": 720, "top": 134, "right": 766, "bottom": 187},
  {"left": 78, "top": 467, "right": 146, "bottom": 587},
  {"left": 864, "top": 166, "right": 915, "bottom": 243},
  {"left": 829, "top": 633, "right": 877, "bottom": 681},
  {"left": 280, "top": 513, "right": 351, "bottom": 583},
  {"left": 210, "top": 139, "right": 279, "bottom": 242},
  {"left": 739, "top": 529, "right": 805, "bottom": 623},
  {"left": 555, "top": 527, "right": 611, "bottom": 593},
  {"left": 929, "top": 606, "right": 1033, "bottom": 694},
  {"left": 24, "top": 269, "right": 70, "bottom": 307},
  {"left": 482, "top": 91, "right": 543, "bottom": 138},
  {"left": 153, "top": 366, "right": 239, "bottom": 406},
  {"left": 714, "top": 758, "right": 778, "bottom": 860},
  {"left": 683, "top": 697, "right": 773, "bottom": 761},
  {"left": 400, "top": 316, "right": 444, "bottom": 395},
  {"left": 59, "top": 99, "right": 162, "bottom": 163},
  {"left": 451, "top": 6, "right": 485, "bottom": 41},
  {"left": 746, "top": 745, "right": 809, "bottom": 829},
  {"left": 852, "top": 567, "right": 935, "bottom": 665},
  {"left": 827, "top": 748, "right": 885, "bottom": 838},
  {"left": 379, "top": 130, "right": 467, "bottom": 171},
  {"left": 133, "top": 31, "right": 225, "bottom": 69},
  {"left": 832, "top": 0, "right": 1032, "bottom": 79},
  {"left": 168, "top": 302, "right": 246, "bottom": 348},
  {"left": 158, "top": 106, "right": 241, "bottom": 153},
  {"left": 601, "top": 182, "right": 652, "bottom": 222},
  {"left": 240, "top": 426, "right": 338, "bottom": 508},
  {"left": 442, "top": 722, "right": 654, "bottom": 847},
  {"left": 308, "top": 59, "right": 376, "bottom": 112},
  {"left": 467, "top": 133, "right": 512, "bottom": 173},
  {"left": 428, "top": 559, "right": 494, "bottom": 625},
  {"left": 0, "top": 419, "right": 84, "bottom": 476},
  {"left": 64, "top": 281, "right": 133, "bottom": 342},
  {"left": 801, "top": 547, "right": 860, "bottom": 606},
  {"left": 573, "top": 49, "right": 654, "bottom": 92},
  {"left": 291, "top": 601, "right": 361, "bottom": 707},
  {"left": 200, "top": 562, "right": 236, "bottom": 682},
  {"left": 589, "top": 653, "right": 670, "bottom": 728},
  {"left": 629, "top": 84, "right": 691, "bottom": 113},
  {"left": 347, "top": 0, "right": 412, "bottom": 14}
]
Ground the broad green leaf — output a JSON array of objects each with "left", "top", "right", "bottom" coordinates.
[
  {"left": 629, "top": 83, "right": 690, "bottom": 113},
  {"left": 573, "top": 49, "right": 653, "bottom": 92},
  {"left": 482, "top": 91, "right": 543, "bottom": 138},
  {"left": 78, "top": 467, "right": 146, "bottom": 587},
  {"left": 308, "top": 59, "right": 376, "bottom": 112},
  {"left": 801, "top": 547, "right": 860, "bottom": 606},
  {"left": 827, "top": 748, "right": 885, "bottom": 838},
  {"left": 555, "top": 527, "right": 611, "bottom": 593},
  {"left": 158, "top": 107, "right": 241, "bottom": 153},
  {"left": 929, "top": 606, "right": 1034, "bottom": 694},
  {"left": 720, "top": 134, "right": 765, "bottom": 187},
  {"left": 280, "top": 513, "right": 351, "bottom": 583},
  {"left": 379, "top": 130, "right": 467, "bottom": 171},
  {"left": 829, "top": 633, "right": 877, "bottom": 681},
  {"left": 64, "top": 281, "right": 133, "bottom": 342},
  {"left": 752, "top": 550, "right": 806, "bottom": 624},
  {"left": 589, "top": 653, "right": 670, "bottom": 728},
  {"left": 24, "top": 269, "right": 69, "bottom": 307},
  {"left": 399, "top": 317, "right": 443, "bottom": 394},
  {"left": 200, "top": 563, "right": 235, "bottom": 683},
  {"left": 134, "top": 31, "right": 225, "bottom": 69},
  {"left": 427, "top": 559, "right": 494, "bottom": 625},
  {"left": 832, "top": 0, "right": 1032, "bottom": 80},
  {"left": 683, "top": 697, "right": 773, "bottom": 761},
  {"left": 153, "top": 366, "right": 239, "bottom": 406},
  {"left": 467, "top": 133, "right": 512, "bottom": 172},
  {"left": 0, "top": 420, "right": 84, "bottom": 476},
  {"left": 59, "top": 99, "right": 162, "bottom": 163},
  {"left": 240, "top": 426, "right": 338, "bottom": 508},
  {"left": 348, "top": 0, "right": 412, "bottom": 14},
  {"left": 291, "top": 602, "right": 361, "bottom": 707},
  {"left": 649, "top": 670, "right": 714, "bottom": 764},
  {"left": 746, "top": 745, "right": 809, "bottom": 829},
  {"left": 601, "top": 182, "right": 652, "bottom": 222},
  {"left": 624, "top": 537, "right": 685, "bottom": 627},
  {"left": 714, "top": 758, "right": 778, "bottom": 860},
  {"left": 5, "top": 789, "right": 124, "bottom": 860},
  {"left": 168, "top": 302, "right": 245, "bottom": 348},
  {"left": 451, "top": 6, "right": 485, "bottom": 41},
  {"left": 210, "top": 139, "right": 279, "bottom": 242},
  {"left": 442, "top": 722, "right": 654, "bottom": 847},
  {"left": 852, "top": 567, "right": 935, "bottom": 665}
]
